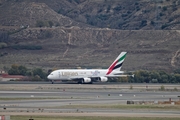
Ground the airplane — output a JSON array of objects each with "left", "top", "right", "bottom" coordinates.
[{"left": 47, "top": 52, "right": 132, "bottom": 84}]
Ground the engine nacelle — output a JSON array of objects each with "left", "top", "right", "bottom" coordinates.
[
  {"left": 83, "top": 78, "right": 92, "bottom": 83},
  {"left": 99, "top": 77, "right": 108, "bottom": 82}
]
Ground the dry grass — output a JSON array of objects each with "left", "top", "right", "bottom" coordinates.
[{"left": 11, "top": 116, "right": 180, "bottom": 120}]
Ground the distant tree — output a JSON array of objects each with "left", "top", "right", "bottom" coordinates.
[
  {"left": 32, "top": 68, "right": 47, "bottom": 79},
  {"left": 32, "top": 75, "right": 42, "bottom": 81},
  {"left": 8, "top": 64, "right": 19, "bottom": 75},
  {"left": 8, "top": 64, "right": 28, "bottom": 75},
  {"left": 110, "top": 69, "right": 180, "bottom": 83},
  {"left": 150, "top": 71, "right": 161, "bottom": 82},
  {"left": 161, "top": 74, "right": 169, "bottom": 83},
  {"left": 169, "top": 75, "right": 177, "bottom": 83},
  {"left": 131, "top": 70, "right": 174, "bottom": 83},
  {"left": 175, "top": 74, "right": 180, "bottom": 83},
  {"left": 133, "top": 70, "right": 146, "bottom": 83},
  {"left": 7, "top": 65, "right": 49, "bottom": 80},
  {"left": 48, "top": 69, "right": 53, "bottom": 74},
  {"left": 174, "top": 68, "right": 180, "bottom": 74},
  {"left": 18, "top": 65, "right": 28, "bottom": 76}
]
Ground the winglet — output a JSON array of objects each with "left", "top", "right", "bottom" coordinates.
[{"left": 106, "top": 52, "right": 127, "bottom": 75}]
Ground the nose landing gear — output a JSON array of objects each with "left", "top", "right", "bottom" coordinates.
[{"left": 51, "top": 80, "right": 54, "bottom": 84}]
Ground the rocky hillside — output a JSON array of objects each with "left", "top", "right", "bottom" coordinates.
[
  {"left": 45, "top": 0, "right": 180, "bottom": 30},
  {"left": 0, "top": 0, "right": 180, "bottom": 72},
  {"left": 1, "top": 0, "right": 180, "bottom": 30},
  {"left": 0, "top": 0, "right": 90, "bottom": 28}
]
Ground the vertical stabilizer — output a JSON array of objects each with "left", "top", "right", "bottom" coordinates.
[{"left": 106, "top": 52, "right": 127, "bottom": 75}]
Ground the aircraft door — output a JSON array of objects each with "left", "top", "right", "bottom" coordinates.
[{"left": 58, "top": 72, "right": 61, "bottom": 78}]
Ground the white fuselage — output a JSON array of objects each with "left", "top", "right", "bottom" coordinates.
[{"left": 47, "top": 69, "right": 124, "bottom": 80}]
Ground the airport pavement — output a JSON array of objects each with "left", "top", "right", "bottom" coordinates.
[{"left": 0, "top": 84, "right": 180, "bottom": 117}]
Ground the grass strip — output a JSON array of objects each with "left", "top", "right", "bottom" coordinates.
[{"left": 11, "top": 116, "right": 180, "bottom": 120}]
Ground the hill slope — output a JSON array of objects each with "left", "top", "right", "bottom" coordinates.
[
  {"left": 0, "top": 0, "right": 180, "bottom": 72},
  {"left": 1, "top": 27, "right": 180, "bottom": 72},
  {"left": 1, "top": 0, "right": 180, "bottom": 30},
  {"left": 0, "top": 1, "right": 90, "bottom": 28},
  {"left": 46, "top": 0, "right": 180, "bottom": 30}
]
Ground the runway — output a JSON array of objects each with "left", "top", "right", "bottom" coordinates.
[{"left": 0, "top": 84, "right": 180, "bottom": 117}]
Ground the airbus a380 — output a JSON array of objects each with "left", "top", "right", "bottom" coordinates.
[{"left": 47, "top": 52, "right": 130, "bottom": 84}]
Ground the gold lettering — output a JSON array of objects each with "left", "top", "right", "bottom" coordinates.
[{"left": 62, "top": 72, "right": 78, "bottom": 76}]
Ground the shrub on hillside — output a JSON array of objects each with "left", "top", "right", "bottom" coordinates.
[
  {"left": 11, "top": 45, "right": 42, "bottom": 50},
  {"left": 36, "top": 20, "right": 54, "bottom": 27},
  {"left": 0, "top": 32, "right": 9, "bottom": 42},
  {"left": 36, "top": 20, "right": 45, "bottom": 27},
  {"left": 0, "top": 42, "right": 7, "bottom": 49},
  {"left": 0, "top": 52, "right": 8, "bottom": 57}
]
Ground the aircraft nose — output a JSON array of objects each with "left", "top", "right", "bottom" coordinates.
[{"left": 47, "top": 74, "right": 52, "bottom": 79}]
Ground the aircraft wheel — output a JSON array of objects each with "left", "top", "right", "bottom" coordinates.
[
  {"left": 51, "top": 80, "right": 54, "bottom": 84},
  {"left": 81, "top": 79, "right": 84, "bottom": 84},
  {"left": 78, "top": 79, "right": 84, "bottom": 84}
]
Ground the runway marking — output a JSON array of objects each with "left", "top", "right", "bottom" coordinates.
[{"left": 0, "top": 91, "right": 64, "bottom": 94}]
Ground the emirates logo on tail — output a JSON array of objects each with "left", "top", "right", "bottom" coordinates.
[{"left": 106, "top": 52, "right": 127, "bottom": 75}]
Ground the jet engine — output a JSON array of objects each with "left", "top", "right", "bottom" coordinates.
[
  {"left": 83, "top": 78, "right": 92, "bottom": 83},
  {"left": 99, "top": 77, "right": 108, "bottom": 82}
]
